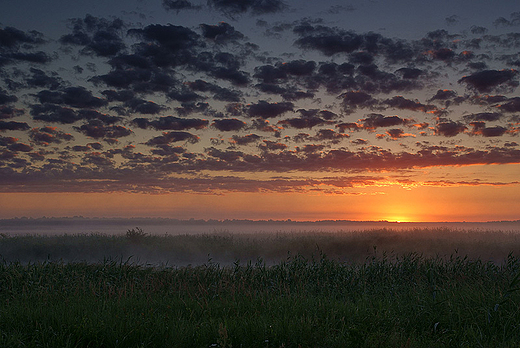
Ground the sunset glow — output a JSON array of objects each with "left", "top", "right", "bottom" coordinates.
[{"left": 0, "top": 0, "right": 519, "bottom": 221}]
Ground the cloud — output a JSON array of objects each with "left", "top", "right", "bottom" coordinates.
[
  {"left": 463, "top": 112, "right": 502, "bottom": 122},
  {"left": 60, "top": 15, "right": 126, "bottom": 57},
  {"left": 25, "top": 68, "right": 63, "bottom": 90},
  {"left": 429, "top": 89, "right": 457, "bottom": 102},
  {"left": 8, "top": 142, "right": 33, "bottom": 152},
  {"left": 187, "top": 79, "right": 242, "bottom": 102},
  {"left": 0, "top": 106, "right": 24, "bottom": 119},
  {"left": 29, "top": 127, "right": 74, "bottom": 145},
  {"left": 340, "top": 91, "right": 377, "bottom": 114},
  {"left": 128, "top": 23, "right": 201, "bottom": 52},
  {"left": 493, "top": 12, "right": 520, "bottom": 27},
  {"left": 383, "top": 96, "right": 437, "bottom": 113},
  {"left": 278, "top": 116, "right": 329, "bottom": 129},
  {"left": 30, "top": 104, "right": 82, "bottom": 124},
  {"left": 359, "top": 113, "right": 412, "bottom": 130},
  {"left": 294, "top": 24, "right": 364, "bottom": 56},
  {"left": 133, "top": 116, "right": 209, "bottom": 131},
  {"left": 0, "top": 136, "right": 18, "bottom": 147},
  {"left": 458, "top": 69, "right": 518, "bottom": 93},
  {"left": 495, "top": 97, "right": 520, "bottom": 113},
  {"left": 383, "top": 128, "right": 416, "bottom": 139},
  {"left": 207, "top": 0, "right": 288, "bottom": 16},
  {"left": 247, "top": 100, "right": 294, "bottom": 118},
  {"left": 0, "top": 121, "right": 30, "bottom": 131},
  {"left": 212, "top": 118, "right": 247, "bottom": 131},
  {"left": 0, "top": 26, "right": 45, "bottom": 48},
  {"left": 434, "top": 120, "right": 467, "bottom": 137},
  {"left": 200, "top": 22, "right": 245, "bottom": 43},
  {"left": 35, "top": 87, "right": 108, "bottom": 109},
  {"left": 469, "top": 122, "right": 508, "bottom": 137},
  {"left": 162, "top": 0, "right": 202, "bottom": 11},
  {"left": 231, "top": 133, "right": 261, "bottom": 145},
  {"left": 74, "top": 120, "right": 133, "bottom": 139},
  {"left": 124, "top": 98, "right": 165, "bottom": 114},
  {"left": 0, "top": 89, "right": 18, "bottom": 105},
  {"left": 145, "top": 131, "right": 199, "bottom": 146}
]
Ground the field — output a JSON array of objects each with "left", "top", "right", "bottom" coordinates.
[{"left": 2, "top": 228, "right": 520, "bottom": 347}]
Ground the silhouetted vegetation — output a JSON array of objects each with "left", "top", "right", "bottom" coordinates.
[
  {"left": 2, "top": 228, "right": 520, "bottom": 346},
  {"left": 2, "top": 253, "right": 520, "bottom": 347},
  {"left": 1, "top": 228, "right": 520, "bottom": 265}
]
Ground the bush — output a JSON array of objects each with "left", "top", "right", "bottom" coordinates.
[{"left": 125, "top": 227, "right": 148, "bottom": 242}]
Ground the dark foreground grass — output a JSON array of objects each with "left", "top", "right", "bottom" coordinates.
[{"left": 2, "top": 252, "right": 520, "bottom": 347}]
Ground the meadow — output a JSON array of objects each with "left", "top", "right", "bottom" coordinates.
[{"left": 2, "top": 228, "right": 520, "bottom": 347}]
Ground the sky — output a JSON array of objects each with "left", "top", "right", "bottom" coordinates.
[{"left": 0, "top": 0, "right": 519, "bottom": 222}]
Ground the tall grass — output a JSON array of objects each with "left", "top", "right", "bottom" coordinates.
[
  {"left": 1, "top": 227, "right": 520, "bottom": 265},
  {"left": 1, "top": 253, "right": 520, "bottom": 347},
  {"left": 2, "top": 228, "right": 520, "bottom": 347}
]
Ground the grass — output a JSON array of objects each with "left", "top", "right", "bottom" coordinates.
[
  {"left": 2, "top": 227, "right": 520, "bottom": 265},
  {"left": 1, "top": 228, "right": 520, "bottom": 347}
]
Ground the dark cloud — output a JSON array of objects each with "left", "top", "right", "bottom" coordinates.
[
  {"left": 496, "top": 97, "right": 520, "bottom": 113},
  {"left": 463, "top": 112, "right": 502, "bottom": 122},
  {"left": 247, "top": 100, "right": 293, "bottom": 118},
  {"left": 471, "top": 26, "right": 488, "bottom": 35},
  {"left": 278, "top": 117, "right": 328, "bottom": 129},
  {"left": 175, "top": 102, "right": 210, "bottom": 116},
  {"left": 0, "top": 121, "right": 30, "bottom": 131},
  {"left": 124, "top": 98, "right": 165, "bottom": 114},
  {"left": 336, "top": 122, "right": 361, "bottom": 133},
  {"left": 0, "top": 106, "right": 24, "bottom": 119},
  {"left": 294, "top": 24, "right": 364, "bottom": 56},
  {"left": 36, "top": 87, "right": 108, "bottom": 109},
  {"left": 8, "top": 142, "right": 33, "bottom": 152},
  {"left": 493, "top": 12, "right": 520, "bottom": 27},
  {"left": 200, "top": 22, "right": 244, "bottom": 43},
  {"left": 469, "top": 122, "right": 508, "bottom": 137},
  {"left": 71, "top": 145, "right": 91, "bottom": 152},
  {"left": 395, "top": 68, "right": 423, "bottom": 79},
  {"left": 313, "top": 129, "right": 349, "bottom": 143},
  {"left": 458, "top": 69, "right": 518, "bottom": 93},
  {"left": 29, "top": 126, "right": 74, "bottom": 145},
  {"left": 74, "top": 120, "right": 132, "bottom": 139},
  {"left": 133, "top": 116, "right": 208, "bottom": 131},
  {"left": 60, "top": 15, "right": 126, "bottom": 57},
  {"left": 25, "top": 68, "right": 63, "bottom": 90},
  {"left": 207, "top": 0, "right": 288, "bottom": 16},
  {"left": 434, "top": 120, "right": 467, "bottom": 137},
  {"left": 212, "top": 118, "right": 247, "bottom": 131},
  {"left": 187, "top": 79, "right": 242, "bottom": 102},
  {"left": 340, "top": 91, "right": 376, "bottom": 113},
  {"left": 259, "top": 140, "right": 287, "bottom": 151},
  {"left": 383, "top": 96, "right": 437, "bottom": 113},
  {"left": 231, "top": 133, "right": 261, "bottom": 145},
  {"left": 249, "top": 118, "right": 281, "bottom": 135},
  {"left": 0, "top": 26, "right": 45, "bottom": 48},
  {"left": 145, "top": 131, "right": 199, "bottom": 146},
  {"left": 0, "top": 89, "right": 18, "bottom": 105},
  {"left": 81, "top": 152, "right": 114, "bottom": 167},
  {"left": 0, "top": 136, "right": 18, "bottom": 147},
  {"left": 384, "top": 128, "right": 415, "bottom": 139},
  {"left": 429, "top": 89, "right": 457, "bottom": 102},
  {"left": 129, "top": 24, "right": 201, "bottom": 52},
  {"left": 101, "top": 89, "right": 135, "bottom": 103},
  {"left": 207, "top": 147, "right": 244, "bottom": 162},
  {"left": 31, "top": 104, "right": 82, "bottom": 124},
  {"left": 359, "top": 114, "right": 412, "bottom": 130},
  {"left": 162, "top": 0, "right": 202, "bottom": 11}
]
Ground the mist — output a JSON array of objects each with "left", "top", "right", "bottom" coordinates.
[{"left": 1, "top": 218, "right": 520, "bottom": 266}]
